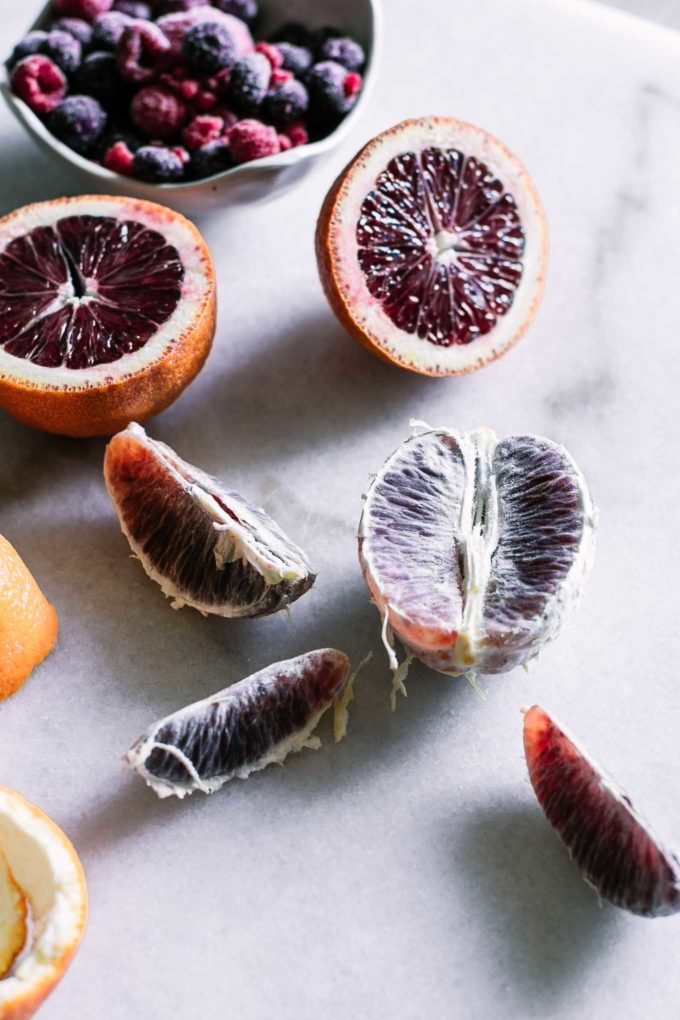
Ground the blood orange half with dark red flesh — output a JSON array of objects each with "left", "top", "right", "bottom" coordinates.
[
  {"left": 0, "top": 195, "right": 215, "bottom": 437},
  {"left": 524, "top": 705, "right": 680, "bottom": 918},
  {"left": 316, "top": 117, "right": 547, "bottom": 376}
]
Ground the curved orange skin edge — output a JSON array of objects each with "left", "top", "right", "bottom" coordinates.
[
  {"left": 0, "top": 787, "right": 87, "bottom": 1020},
  {"left": 0, "top": 197, "right": 216, "bottom": 438},
  {"left": 0, "top": 537, "right": 58, "bottom": 701},
  {"left": 315, "top": 117, "right": 548, "bottom": 378}
]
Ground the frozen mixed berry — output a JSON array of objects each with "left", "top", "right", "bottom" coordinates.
[
  {"left": 282, "top": 119, "right": 307, "bottom": 147},
  {"left": 254, "top": 42, "right": 282, "bottom": 69},
  {"left": 182, "top": 21, "right": 237, "bottom": 74},
  {"left": 116, "top": 21, "right": 171, "bottom": 83},
  {"left": 51, "top": 18, "right": 93, "bottom": 47},
  {"left": 343, "top": 71, "right": 362, "bottom": 98},
  {"left": 181, "top": 113, "right": 223, "bottom": 149},
  {"left": 131, "top": 85, "right": 187, "bottom": 139},
  {"left": 228, "top": 52, "right": 269, "bottom": 114},
  {"left": 49, "top": 94, "right": 107, "bottom": 154},
  {"left": 269, "top": 67, "right": 291, "bottom": 85},
  {"left": 318, "top": 36, "right": 365, "bottom": 72},
  {"left": 76, "top": 50, "right": 125, "bottom": 107},
  {"left": 91, "top": 11, "right": 132, "bottom": 50},
  {"left": 275, "top": 42, "right": 312, "bottom": 77},
  {"left": 10, "top": 55, "right": 67, "bottom": 115},
  {"left": 213, "top": 0, "right": 258, "bottom": 28},
  {"left": 228, "top": 117, "right": 279, "bottom": 163},
  {"left": 102, "top": 139, "right": 135, "bottom": 174},
  {"left": 269, "top": 21, "right": 314, "bottom": 49},
  {"left": 52, "top": 0, "right": 113, "bottom": 22},
  {"left": 112, "top": 0, "right": 150, "bottom": 16},
  {"left": 277, "top": 132, "right": 291, "bottom": 151},
  {"left": 157, "top": 8, "right": 252, "bottom": 61},
  {"left": 95, "top": 124, "right": 142, "bottom": 157},
  {"left": 40, "top": 30, "right": 82, "bottom": 75},
  {"left": 5, "top": 31, "right": 48, "bottom": 70},
  {"left": 188, "top": 138, "right": 232, "bottom": 177},
  {"left": 132, "top": 144, "right": 185, "bottom": 181},
  {"left": 157, "top": 0, "right": 204, "bottom": 14},
  {"left": 262, "top": 77, "right": 308, "bottom": 126},
  {"left": 307, "top": 60, "right": 359, "bottom": 127}
]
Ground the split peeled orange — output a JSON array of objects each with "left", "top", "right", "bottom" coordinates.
[{"left": 0, "top": 535, "right": 58, "bottom": 700}]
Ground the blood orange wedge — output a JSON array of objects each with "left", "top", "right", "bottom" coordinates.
[
  {"left": 359, "top": 425, "right": 595, "bottom": 686},
  {"left": 0, "top": 786, "right": 87, "bottom": 1017},
  {"left": 524, "top": 706, "right": 680, "bottom": 917},
  {"left": 0, "top": 195, "right": 215, "bottom": 437},
  {"left": 104, "top": 423, "right": 315, "bottom": 618},
  {"left": 126, "top": 649, "right": 351, "bottom": 798},
  {"left": 0, "top": 535, "right": 58, "bottom": 701},
  {"left": 316, "top": 117, "right": 547, "bottom": 376}
]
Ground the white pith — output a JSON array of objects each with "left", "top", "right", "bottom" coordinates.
[
  {"left": 0, "top": 788, "right": 86, "bottom": 1011},
  {"left": 359, "top": 425, "right": 597, "bottom": 678},
  {"left": 0, "top": 196, "right": 212, "bottom": 390},
  {"left": 106, "top": 423, "right": 312, "bottom": 618},
  {"left": 126, "top": 650, "right": 350, "bottom": 799},
  {"left": 328, "top": 117, "right": 548, "bottom": 374}
]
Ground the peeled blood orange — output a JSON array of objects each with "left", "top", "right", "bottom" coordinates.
[
  {"left": 359, "top": 425, "right": 596, "bottom": 682},
  {"left": 316, "top": 117, "right": 547, "bottom": 376},
  {"left": 0, "top": 195, "right": 215, "bottom": 437}
]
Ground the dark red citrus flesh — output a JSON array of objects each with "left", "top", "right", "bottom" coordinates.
[
  {"left": 356, "top": 149, "right": 524, "bottom": 346},
  {"left": 0, "top": 216, "right": 184, "bottom": 369},
  {"left": 524, "top": 706, "right": 680, "bottom": 917}
]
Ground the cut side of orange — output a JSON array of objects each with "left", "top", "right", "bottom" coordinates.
[{"left": 0, "top": 195, "right": 216, "bottom": 437}]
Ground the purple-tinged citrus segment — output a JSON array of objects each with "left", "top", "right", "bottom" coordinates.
[
  {"left": 524, "top": 705, "right": 680, "bottom": 918},
  {"left": 356, "top": 147, "right": 524, "bottom": 347},
  {"left": 0, "top": 215, "right": 183, "bottom": 369}
]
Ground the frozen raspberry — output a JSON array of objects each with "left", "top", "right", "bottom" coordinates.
[
  {"left": 213, "top": 0, "right": 258, "bottom": 28},
  {"left": 269, "top": 68, "right": 291, "bottom": 85},
  {"left": 169, "top": 145, "right": 190, "bottom": 164},
  {"left": 343, "top": 71, "right": 362, "bottom": 98},
  {"left": 91, "top": 11, "right": 132, "bottom": 50},
  {"left": 131, "top": 85, "right": 187, "bottom": 140},
  {"left": 188, "top": 139, "right": 232, "bottom": 177},
  {"left": 157, "top": 0, "right": 204, "bottom": 13},
  {"left": 193, "top": 88, "right": 217, "bottom": 110},
  {"left": 116, "top": 21, "right": 171, "bottom": 83},
  {"left": 112, "top": 0, "right": 150, "bottom": 16},
  {"left": 269, "top": 22, "right": 314, "bottom": 49},
  {"left": 156, "top": 8, "right": 252, "bottom": 61},
  {"left": 212, "top": 104, "right": 238, "bottom": 130},
  {"left": 275, "top": 42, "right": 312, "bottom": 77},
  {"left": 102, "top": 139, "right": 135, "bottom": 174},
  {"left": 49, "top": 94, "right": 107, "bottom": 154},
  {"left": 227, "top": 52, "right": 269, "bottom": 114},
  {"left": 277, "top": 132, "right": 291, "bottom": 151},
  {"left": 254, "top": 42, "right": 282, "bottom": 69},
  {"left": 178, "top": 78, "right": 200, "bottom": 100},
  {"left": 52, "top": 0, "right": 113, "bottom": 22},
  {"left": 76, "top": 51, "right": 124, "bottom": 108},
  {"left": 95, "top": 124, "right": 141, "bottom": 157},
  {"left": 132, "top": 144, "right": 185, "bottom": 181},
  {"left": 228, "top": 117, "right": 279, "bottom": 163},
  {"left": 10, "top": 55, "right": 67, "bottom": 115},
  {"left": 282, "top": 119, "right": 307, "bottom": 147},
  {"left": 318, "top": 36, "right": 364, "bottom": 71},
  {"left": 41, "top": 30, "right": 82, "bottom": 75},
  {"left": 181, "top": 113, "right": 222, "bottom": 149},
  {"left": 182, "top": 21, "right": 237, "bottom": 73},
  {"left": 5, "top": 31, "right": 48, "bottom": 70},
  {"left": 51, "top": 18, "right": 93, "bottom": 47},
  {"left": 307, "top": 60, "right": 358, "bottom": 128},
  {"left": 262, "top": 77, "right": 307, "bottom": 126}
]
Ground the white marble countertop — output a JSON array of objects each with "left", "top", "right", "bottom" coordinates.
[{"left": 2, "top": 0, "right": 680, "bottom": 1018}]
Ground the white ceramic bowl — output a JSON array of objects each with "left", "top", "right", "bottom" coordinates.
[{"left": 1, "top": 0, "right": 381, "bottom": 213}]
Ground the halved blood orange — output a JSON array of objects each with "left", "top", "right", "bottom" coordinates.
[
  {"left": 359, "top": 425, "right": 595, "bottom": 681},
  {"left": 0, "top": 195, "right": 215, "bottom": 437},
  {"left": 316, "top": 117, "right": 547, "bottom": 376},
  {"left": 524, "top": 706, "right": 680, "bottom": 917}
]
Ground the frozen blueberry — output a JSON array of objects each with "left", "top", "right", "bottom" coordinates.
[
  {"left": 212, "top": 0, "right": 258, "bottom": 27},
  {"left": 132, "top": 144, "right": 185, "bottom": 181},
  {"left": 41, "top": 30, "right": 82, "bottom": 75},
  {"left": 5, "top": 31, "right": 48, "bottom": 70},
  {"left": 275, "top": 42, "right": 312, "bottom": 77},
  {"left": 269, "top": 21, "right": 314, "bottom": 49},
  {"left": 76, "top": 50, "right": 126, "bottom": 108},
  {"left": 262, "top": 77, "right": 308, "bottom": 126},
  {"left": 228, "top": 52, "right": 269, "bottom": 114},
  {"left": 188, "top": 139, "right": 233, "bottom": 177},
  {"left": 91, "top": 11, "right": 132, "bottom": 50},
  {"left": 49, "top": 94, "right": 107, "bottom": 155},
  {"left": 318, "top": 36, "right": 365, "bottom": 72},
  {"left": 51, "top": 18, "right": 93, "bottom": 47},
  {"left": 112, "top": 0, "right": 151, "bottom": 16},
  {"left": 182, "top": 21, "right": 237, "bottom": 73},
  {"left": 307, "top": 60, "right": 356, "bottom": 129}
]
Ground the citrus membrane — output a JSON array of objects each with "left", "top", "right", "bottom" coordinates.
[
  {"left": 524, "top": 706, "right": 680, "bottom": 917},
  {"left": 359, "top": 425, "right": 596, "bottom": 687},
  {"left": 104, "top": 423, "right": 315, "bottom": 618},
  {"left": 0, "top": 853, "right": 27, "bottom": 980},
  {"left": 126, "top": 649, "right": 351, "bottom": 798}
]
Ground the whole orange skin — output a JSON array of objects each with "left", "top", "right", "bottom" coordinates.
[
  {"left": 0, "top": 196, "right": 216, "bottom": 438},
  {"left": 0, "top": 536, "right": 58, "bottom": 700}
]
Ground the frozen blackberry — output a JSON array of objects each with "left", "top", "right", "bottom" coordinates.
[
  {"left": 41, "top": 30, "right": 83, "bottom": 75},
  {"left": 318, "top": 36, "right": 365, "bottom": 72},
  {"left": 269, "top": 21, "right": 314, "bottom": 49},
  {"left": 213, "top": 0, "right": 258, "bottom": 27},
  {"left": 275, "top": 42, "right": 312, "bottom": 77},
  {"left": 188, "top": 139, "right": 233, "bottom": 178},
  {"left": 262, "top": 77, "right": 308, "bottom": 126},
  {"left": 228, "top": 52, "right": 269, "bottom": 114},
  {"left": 5, "top": 31, "right": 48, "bottom": 70},
  {"left": 182, "top": 21, "right": 237, "bottom": 73},
  {"left": 76, "top": 50, "right": 125, "bottom": 107},
  {"left": 49, "top": 94, "right": 107, "bottom": 155},
  {"left": 112, "top": 0, "right": 151, "bottom": 16},
  {"left": 132, "top": 144, "right": 185, "bottom": 181},
  {"left": 51, "top": 18, "right": 93, "bottom": 47},
  {"left": 307, "top": 60, "right": 357, "bottom": 130},
  {"left": 91, "top": 11, "right": 132, "bottom": 50}
]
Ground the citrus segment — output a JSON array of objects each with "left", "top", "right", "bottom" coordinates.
[
  {"left": 0, "top": 854, "right": 27, "bottom": 980},
  {"left": 0, "top": 535, "right": 58, "bottom": 701}
]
